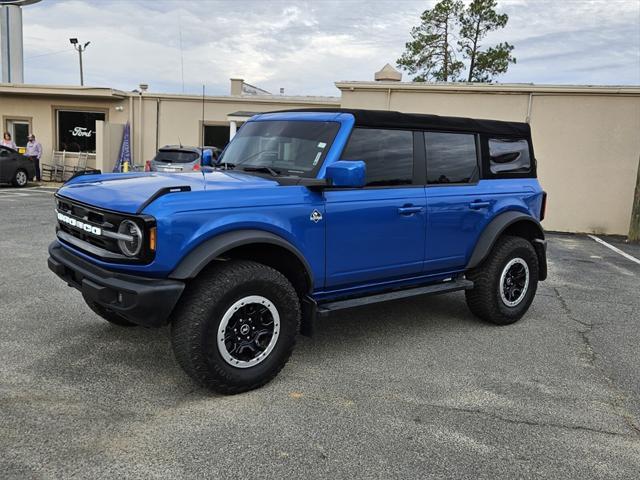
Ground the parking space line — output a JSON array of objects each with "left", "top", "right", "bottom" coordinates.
[
  {"left": 0, "top": 189, "right": 54, "bottom": 197},
  {"left": 0, "top": 191, "right": 30, "bottom": 196},
  {"left": 18, "top": 187, "right": 56, "bottom": 192},
  {"left": 588, "top": 234, "right": 640, "bottom": 266},
  {"left": 22, "top": 189, "right": 55, "bottom": 194}
]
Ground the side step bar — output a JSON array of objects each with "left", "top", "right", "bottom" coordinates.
[{"left": 317, "top": 278, "right": 473, "bottom": 317}]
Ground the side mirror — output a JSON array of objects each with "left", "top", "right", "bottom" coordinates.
[
  {"left": 325, "top": 160, "right": 366, "bottom": 188},
  {"left": 201, "top": 149, "right": 213, "bottom": 166}
]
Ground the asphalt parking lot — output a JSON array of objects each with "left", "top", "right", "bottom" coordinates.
[{"left": 1, "top": 185, "right": 639, "bottom": 479}]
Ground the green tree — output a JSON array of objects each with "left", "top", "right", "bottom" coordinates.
[
  {"left": 397, "top": 0, "right": 516, "bottom": 83},
  {"left": 397, "top": 0, "right": 465, "bottom": 82},
  {"left": 458, "top": 0, "right": 516, "bottom": 82}
]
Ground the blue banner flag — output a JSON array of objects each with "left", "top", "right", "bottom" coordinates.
[{"left": 113, "top": 122, "right": 131, "bottom": 172}]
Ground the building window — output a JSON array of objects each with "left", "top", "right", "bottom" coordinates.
[
  {"left": 425, "top": 132, "right": 478, "bottom": 184},
  {"left": 56, "top": 110, "right": 105, "bottom": 152},
  {"left": 203, "top": 125, "right": 230, "bottom": 150},
  {"left": 489, "top": 138, "right": 531, "bottom": 174},
  {"left": 341, "top": 128, "right": 414, "bottom": 186}
]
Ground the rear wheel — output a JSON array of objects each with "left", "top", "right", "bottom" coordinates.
[
  {"left": 171, "top": 260, "right": 300, "bottom": 394},
  {"left": 84, "top": 298, "right": 137, "bottom": 327},
  {"left": 12, "top": 169, "right": 28, "bottom": 187},
  {"left": 465, "top": 236, "right": 538, "bottom": 325}
]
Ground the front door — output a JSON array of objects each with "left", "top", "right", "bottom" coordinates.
[{"left": 324, "top": 128, "right": 426, "bottom": 289}]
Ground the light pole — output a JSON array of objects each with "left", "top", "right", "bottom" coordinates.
[{"left": 69, "top": 38, "right": 90, "bottom": 86}]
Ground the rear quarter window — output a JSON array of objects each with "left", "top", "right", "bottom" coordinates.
[{"left": 488, "top": 138, "right": 531, "bottom": 174}]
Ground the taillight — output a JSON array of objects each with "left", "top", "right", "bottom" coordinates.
[
  {"left": 540, "top": 192, "right": 547, "bottom": 221},
  {"left": 193, "top": 162, "right": 201, "bottom": 171},
  {"left": 144, "top": 160, "right": 151, "bottom": 172}
]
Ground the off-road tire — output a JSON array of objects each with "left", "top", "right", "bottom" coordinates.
[
  {"left": 170, "top": 260, "right": 300, "bottom": 394},
  {"left": 465, "top": 235, "right": 538, "bottom": 325},
  {"left": 84, "top": 298, "right": 137, "bottom": 327},
  {"left": 12, "top": 169, "right": 28, "bottom": 187}
]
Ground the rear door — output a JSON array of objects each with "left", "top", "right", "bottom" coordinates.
[
  {"left": 324, "top": 128, "right": 426, "bottom": 289},
  {"left": 423, "top": 131, "right": 496, "bottom": 273}
]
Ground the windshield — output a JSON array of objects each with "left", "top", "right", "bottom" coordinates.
[
  {"left": 153, "top": 150, "right": 199, "bottom": 163},
  {"left": 219, "top": 120, "right": 340, "bottom": 177}
]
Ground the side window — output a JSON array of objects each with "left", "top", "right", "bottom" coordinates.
[
  {"left": 489, "top": 138, "right": 531, "bottom": 174},
  {"left": 342, "top": 128, "right": 413, "bottom": 186},
  {"left": 425, "top": 132, "right": 478, "bottom": 184}
]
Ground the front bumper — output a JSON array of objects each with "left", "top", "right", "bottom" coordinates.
[{"left": 48, "top": 241, "right": 185, "bottom": 327}]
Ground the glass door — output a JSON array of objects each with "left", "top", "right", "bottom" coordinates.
[{"left": 7, "top": 119, "right": 31, "bottom": 150}]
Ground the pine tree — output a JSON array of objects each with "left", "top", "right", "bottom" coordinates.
[
  {"left": 397, "top": 0, "right": 516, "bottom": 83},
  {"left": 459, "top": 0, "right": 516, "bottom": 82},
  {"left": 397, "top": 0, "right": 465, "bottom": 82}
]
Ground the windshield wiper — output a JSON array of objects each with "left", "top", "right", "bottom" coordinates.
[{"left": 241, "top": 166, "right": 281, "bottom": 177}]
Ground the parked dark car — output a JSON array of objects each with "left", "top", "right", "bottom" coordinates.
[
  {"left": 0, "top": 146, "right": 36, "bottom": 187},
  {"left": 149, "top": 145, "right": 219, "bottom": 173}
]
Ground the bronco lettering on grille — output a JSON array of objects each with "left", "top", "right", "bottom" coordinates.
[{"left": 57, "top": 212, "right": 102, "bottom": 236}]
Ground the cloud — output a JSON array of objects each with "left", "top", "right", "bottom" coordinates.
[{"left": 18, "top": 0, "right": 640, "bottom": 95}]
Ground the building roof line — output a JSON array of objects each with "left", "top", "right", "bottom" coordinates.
[
  {"left": 335, "top": 81, "right": 640, "bottom": 95},
  {"left": 142, "top": 93, "right": 340, "bottom": 104},
  {"left": 0, "top": 82, "right": 340, "bottom": 104},
  {"left": 0, "top": 82, "right": 129, "bottom": 99}
]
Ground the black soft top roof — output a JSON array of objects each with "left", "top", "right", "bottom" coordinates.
[{"left": 274, "top": 108, "right": 530, "bottom": 138}]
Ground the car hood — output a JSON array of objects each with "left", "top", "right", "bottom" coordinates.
[{"left": 57, "top": 171, "right": 280, "bottom": 214}]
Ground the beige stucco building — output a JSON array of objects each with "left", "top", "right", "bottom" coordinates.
[
  {"left": 0, "top": 79, "right": 340, "bottom": 171},
  {"left": 1, "top": 73, "right": 639, "bottom": 237},
  {"left": 338, "top": 80, "right": 640, "bottom": 237}
]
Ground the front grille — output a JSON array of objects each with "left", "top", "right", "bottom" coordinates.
[
  {"left": 57, "top": 198, "right": 108, "bottom": 225},
  {"left": 58, "top": 223, "right": 112, "bottom": 250},
  {"left": 55, "top": 195, "right": 155, "bottom": 264}
]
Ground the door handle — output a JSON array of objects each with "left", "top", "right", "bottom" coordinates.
[
  {"left": 469, "top": 201, "right": 491, "bottom": 209},
  {"left": 398, "top": 205, "right": 423, "bottom": 215}
]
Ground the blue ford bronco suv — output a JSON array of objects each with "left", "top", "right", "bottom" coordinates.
[{"left": 48, "top": 109, "right": 547, "bottom": 394}]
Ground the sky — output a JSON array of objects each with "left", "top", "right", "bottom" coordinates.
[{"left": 18, "top": 0, "right": 640, "bottom": 96}]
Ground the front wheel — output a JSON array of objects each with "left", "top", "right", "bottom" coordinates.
[
  {"left": 170, "top": 260, "right": 300, "bottom": 394},
  {"left": 465, "top": 236, "right": 539, "bottom": 325}
]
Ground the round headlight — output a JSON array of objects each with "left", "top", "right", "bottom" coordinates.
[{"left": 117, "top": 220, "right": 143, "bottom": 257}]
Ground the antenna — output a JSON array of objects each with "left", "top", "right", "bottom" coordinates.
[
  {"left": 200, "top": 85, "right": 207, "bottom": 178},
  {"left": 201, "top": 84, "right": 205, "bottom": 153},
  {"left": 178, "top": 136, "right": 182, "bottom": 148}
]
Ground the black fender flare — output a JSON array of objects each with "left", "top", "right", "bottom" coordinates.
[
  {"left": 466, "top": 211, "right": 546, "bottom": 278},
  {"left": 169, "top": 229, "right": 314, "bottom": 288}
]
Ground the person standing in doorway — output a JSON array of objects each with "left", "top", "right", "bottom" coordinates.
[
  {"left": 1, "top": 132, "right": 17, "bottom": 150},
  {"left": 26, "top": 134, "right": 42, "bottom": 181}
]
